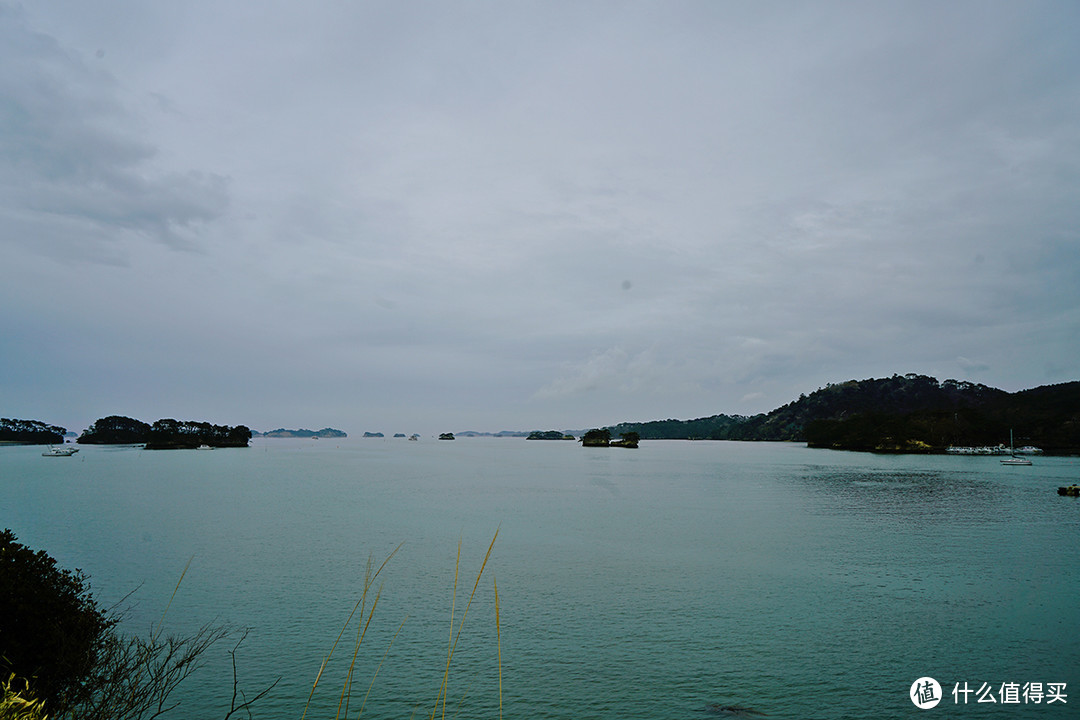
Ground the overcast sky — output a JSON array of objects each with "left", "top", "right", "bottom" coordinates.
[{"left": 2, "top": 1, "right": 1078, "bottom": 436}]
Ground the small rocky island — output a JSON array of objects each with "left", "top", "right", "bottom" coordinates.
[{"left": 527, "top": 430, "right": 576, "bottom": 440}]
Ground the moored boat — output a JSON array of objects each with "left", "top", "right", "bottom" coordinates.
[
  {"left": 1000, "top": 430, "right": 1032, "bottom": 466},
  {"left": 42, "top": 446, "right": 79, "bottom": 457}
]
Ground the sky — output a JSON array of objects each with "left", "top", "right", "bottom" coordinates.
[{"left": 2, "top": 1, "right": 1079, "bottom": 436}]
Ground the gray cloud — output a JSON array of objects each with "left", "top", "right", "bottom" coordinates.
[
  {"left": 2, "top": 1, "right": 1078, "bottom": 433},
  {"left": 0, "top": 5, "right": 229, "bottom": 261}
]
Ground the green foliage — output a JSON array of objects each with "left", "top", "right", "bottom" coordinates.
[
  {"left": 1, "top": 529, "right": 116, "bottom": 712},
  {"left": 0, "top": 419, "right": 65, "bottom": 445},
  {"left": 78, "top": 416, "right": 152, "bottom": 445}
]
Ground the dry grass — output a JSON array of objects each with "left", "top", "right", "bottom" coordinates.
[{"left": 303, "top": 529, "right": 502, "bottom": 720}]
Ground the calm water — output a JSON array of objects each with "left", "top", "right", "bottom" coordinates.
[{"left": 3, "top": 438, "right": 1079, "bottom": 719}]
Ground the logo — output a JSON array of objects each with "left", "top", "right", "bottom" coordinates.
[{"left": 911, "top": 677, "right": 942, "bottom": 709}]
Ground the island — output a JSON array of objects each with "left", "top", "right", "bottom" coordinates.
[
  {"left": 527, "top": 430, "right": 576, "bottom": 440},
  {"left": 144, "top": 419, "right": 252, "bottom": 449},
  {"left": 255, "top": 428, "right": 348, "bottom": 439},
  {"left": 362, "top": 432, "right": 385, "bottom": 438},
  {"left": 439, "top": 433, "right": 455, "bottom": 440},
  {"left": 0, "top": 418, "right": 66, "bottom": 445},
  {"left": 581, "top": 429, "right": 639, "bottom": 448},
  {"left": 74, "top": 416, "right": 252, "bottom": 448}
]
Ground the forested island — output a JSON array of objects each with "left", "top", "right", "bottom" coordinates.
[
  {"left": 78, "top": 416, "right": 251, "bottom": 448},
  {"left": 0, "top": 418, "right": 66, "bottom": 445},
  {"left": 608, "top": 374, "right": 1080, "bottom": 453}
]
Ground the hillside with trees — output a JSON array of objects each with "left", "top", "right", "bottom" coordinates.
[
  {"left": 608, "top": 374, "right": 1080, "bottom": 453},
  {"left": 0, "top": 419, "right": 65, "bottom": 445}
]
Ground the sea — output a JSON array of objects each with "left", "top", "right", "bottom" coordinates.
[{"left": 3, "top": 437, "right": 1079, "bottom": 719}]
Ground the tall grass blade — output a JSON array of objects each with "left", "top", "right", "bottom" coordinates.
[
  {"left": 338, "top": 586, "right": 381, "bottom": 720},
  {"left": 432, "top": 539, "right": 461, "bottom": 720},
  {"left": 153, "top": 555, "right": 193, "bottom": 643},
  {"left": 357, "top": 615, "right": 408, "bottom": 718},
  {"left": 301, "top": 543, "right": 402, "bottom": 720},
  {"left": 431, "top": 527, "right": 499, "bottom": 720},
  {"left": 494, "top": 575, "right": 501, "bottom": 720}
]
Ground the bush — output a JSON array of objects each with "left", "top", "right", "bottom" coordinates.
[
  {"left": 0, "top": 529, "right": 115, "bottom": 711},
  {"left": 1, "top": 531, "right": 272, "bottom": 719}
]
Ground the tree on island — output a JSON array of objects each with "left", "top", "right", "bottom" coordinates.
[
  {"left": 0, "top": 419, "right": 66, "bottom": 445},
  {"left": 78, "top": 416, "right": 151, "bottom": 445},
  {"left": 145, "top": 420, "right": 252, "bottom": 449},
  {"left": 581, "top": 428, "right": 611, "bottom": 447}
]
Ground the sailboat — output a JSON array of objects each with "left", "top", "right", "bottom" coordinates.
[{"left": 1000, "top": 429, "right": 1032, "bottom": 465}]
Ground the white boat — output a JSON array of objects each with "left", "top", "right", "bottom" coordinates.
[
  {"left": 1000, "top": 430, "right": 1032, "bottom": 466},
  {"left": 1000, "top": 456, "right": 1032, "bottom": 466},
  {"left": 42, "top": 446, "right": 79, "bottom": 457}
]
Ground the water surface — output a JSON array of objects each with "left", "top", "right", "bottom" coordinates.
[{"left": 3, "top": 438, "right": 1078, "bottom": 718}]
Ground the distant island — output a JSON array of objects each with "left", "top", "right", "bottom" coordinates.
[
  {"left": 607, "top": 374, "right": 1080, "bottom": 454},
  {"left": 527, "top": 430, "right": 576, "bottom": 440},
  {"left": 0, "top": 418, "right": 66, "bottom": 445},
  {"left": 255, "top": 428, "right": 347, "bottom": 438},
  {"left": 362, "top": 432, "right": 384, "bottom": 438}
]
